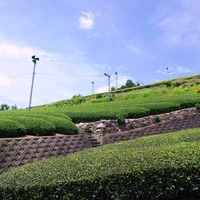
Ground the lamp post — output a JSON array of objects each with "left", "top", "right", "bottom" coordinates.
[
  {"left": 166, "top": 67, "right": 169, "bottom": 79},
  {"left": 28, "top": 55, "right": 39, "bottom": 111},
  {"left": 104, "top": 73, "right": 111, "bottom": 100},
  {"left": 115, "top": 72, "right": 118, "bottom": 90},
  {"left": 92, "top": 81, "right": 94, "bottom": 95}
]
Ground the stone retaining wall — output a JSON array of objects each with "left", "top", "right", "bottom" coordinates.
[
  {"left": 77, "top": 107, "right": 199, "bottom": 137},
  {"left": 102, "top": 113, "right": 200, "bottom": 145}
]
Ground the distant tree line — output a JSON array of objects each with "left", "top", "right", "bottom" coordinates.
[
  {"left": 0, "top": 104, "right": 17, "bottom": 111},
  {"left": 111, "top": 79, "right": 140, "bottom": 91}
]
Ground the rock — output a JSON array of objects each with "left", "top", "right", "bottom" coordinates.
[{"left": 76, "top": 107, "right": 199, "bottom": 136}]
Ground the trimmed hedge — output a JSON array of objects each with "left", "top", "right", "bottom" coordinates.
[
  {"left": 0, "top": 113, "right": 77, "bottom": 137},
  {"left": 135, "top": 102, "right": 181, "bottom": 115},
  {"left": 62, "top": 107, "right": 150, "bottom": 123},
  {"left": 0, "top": 129, "right": 199, "bottom": 199},
  {"left": 0, "top": 110, "right": 72, "bottom": 121},
  {"left": 0, "top": 119, "right": 26, "bottom": 138},
  {"left": 37, "top": 115, "right": 78, "bottom": 135},
  {"left": 4, "top": 117, "right": 55, "bottom": 136}
]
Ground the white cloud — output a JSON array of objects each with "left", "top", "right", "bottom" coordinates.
[
  {"left": 175, "top": 66, "right": 194, "bottom": 74},
  {"left": 152, "top": 0, "right": 200, "bottom": 47},
  {"left": 0, "top": 41, "right": 101, "bottom": 108},
  {"left": 156, "top": 65, "right": 195, "bottom": 75},
  {"left": 79, "top": 11, "right": 95, "bottom": 29},
  {"left": 96, "top": 85, "right": 107, "bottom": 94},
  {"left": 0, "top": 75, "right": 11, "bottom": 86}
]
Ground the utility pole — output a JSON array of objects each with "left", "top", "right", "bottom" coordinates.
[
  {"left": 115, "top": 72, "right": 118, "bottom": 90},
  {"left": 28, "top": 55, "right": 39, "bottom": 111},
  {"left": 104, "top": 73, "right": 111, "bottom": 100},
  {"left": 92, "top": 81, "right": 94, "bottom": 95},
  {"left": 166, "top": 67, "right": 169, "bottom": 79}
]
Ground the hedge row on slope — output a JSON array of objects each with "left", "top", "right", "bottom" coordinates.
[
  {"left": 135, "top": 102, "right": 181, "bottom": 115},
  {"left": 0, "top": 109, "right": 72, "bottom": 121},
  {"left": 0, "top": 129, "right": 199, "bottom": 200},
  {"left": 0, "top": 115, "right": 78, "bottom": 138},
  {"left": 0, "top": 119, "right": 26, "bottom": 138},
  {"left": 56, "top": 102, "right": 183, "bottom": 123},
  {"left": 62, "top": 107, "right": 150, "bottom": 123}
]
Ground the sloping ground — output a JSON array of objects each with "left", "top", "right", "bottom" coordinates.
[
  {"left": 102, "top": 113, "right": 200, "bottom": 144},
  {"left": 0, "top": 134, "right": 91, "bottom": 174},
  {"left": 0, "top": 113, "right": 200, "bottom": 175}
]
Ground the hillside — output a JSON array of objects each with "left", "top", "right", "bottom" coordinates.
[
  {"left": 0, "top": 74, "right": 199, "bottom": 199},
  {"left": 30, "top": 74, "right": 200, "bottom": 124},
  {"left": 40, "top": 74, "right": 200, "bottom": 108}
]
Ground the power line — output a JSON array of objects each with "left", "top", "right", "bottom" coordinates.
[
  {"left": 6, "top": 73, "right": 32, "bottom": 78},
  {"left": 37, "top": 73, "right": 104, "bottom": 78}
]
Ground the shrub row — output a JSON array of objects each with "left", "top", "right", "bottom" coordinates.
[
  {"left": 0, "top": 119, "right": 26, "bottom": 138},
  {"left": 58, "top": 102, "right": 182, "bottom": 123},
  {"left": 0, "top": 129, "right": 199, "bottom": 199},
  {"left": 50, "top": 95, "right": 200, "bottom": 123},
  {"left": 0, "top": 115, "right": 78, "bottom": 138},
  {"left": 135, "top": 102, "right": 181, "bottom": 115},
  {"left": 0, "top": 116, "right": 55, "bottom": 137},
  {"left": 0, "top": 109, "right": 72, "bottom": 121},
  {"left": 62, "top": 107, "right": 150, "bottom": 123}
]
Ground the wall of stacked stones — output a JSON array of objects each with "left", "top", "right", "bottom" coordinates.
[{"left": 77, "top": 108, "right": 199, "bottom": 143}]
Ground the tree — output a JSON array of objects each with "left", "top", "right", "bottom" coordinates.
[
  {"left": 125, "top": 79, "right": 136, "bottom": 88},
  {"left": 0, "top": 104, "right": 10, "bottom": 110},
  {"left": 11, "top": 104, "right": 17, "bottom": 110},
  {"left": 111, "top": 86, "right": 115, "bottom": 91}
]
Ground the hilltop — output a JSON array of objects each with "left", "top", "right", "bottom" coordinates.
[{"left": 38, "top": 74, "right": 200, "bottom": 108}]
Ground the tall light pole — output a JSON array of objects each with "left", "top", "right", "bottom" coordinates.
[
  {"left": 28, "top": 55, "right": 39, "bottom": 111},
  {"left": 166, "top": 67, "right": 169, "bottom": 79},
  {"left": 104, "top": 73, "right": 111, "bottom": 100},
  {"left": 92, "top": 81, "right": 94, "bottom": 95},
  {"left": 115, "top": 72, "right": 118, "bottom": 90}
]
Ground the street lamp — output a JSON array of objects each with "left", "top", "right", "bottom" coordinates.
[
  {"left": 104, "top": 73, "right": 111, "bottom": 100},
  {"left": 92, "top": 81, "right": 94, "bottom": 95},
  {"left": 115, "top": 72, "right": 118, "bottom": 90},
  {"left": 28, "top": 55, "right": 39, "bottom": 111},
  {"left": 166, "top": 67, "right": 169, "bottom": 79}
]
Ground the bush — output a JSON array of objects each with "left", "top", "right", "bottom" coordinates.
[
  {"left": 0, "top": 129, "right": 199, "bottom": 199},
  {"left": 154, "top": 115, "right": 161, "bottom": 123},
  {"left": 5, "top": 117, "right": 56, "bottom": 136},
  {"left": 0, "top": 119, "right": 26, "bottom": 138},
  {"left": 64, "top": 107, "right": 149, "bottom": 123},
  {"left": 40, "top": 116, "right": 78, "bottom": 135},
  {"left": 178, "top": 98, "right": 200, "bottom": 108},
  {"left": 137, "top": 102, "right": 181, "bottom": 115}
]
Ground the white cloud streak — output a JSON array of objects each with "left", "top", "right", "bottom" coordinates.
[
  {"left": 79, "top": 11, "right": 95, "bottom": 29},
  {"left": 0, "top": 41, "right": 101, "bottom": 108},
  {"left": 152, "top": 0, "right": 200, "bottom": 47}
]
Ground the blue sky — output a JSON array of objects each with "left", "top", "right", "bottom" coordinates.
[{"left": 0, "top": 0, "right": 199, "bottom": 108}]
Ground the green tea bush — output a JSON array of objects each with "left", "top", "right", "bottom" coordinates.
[
  {"left": 38, "top": 115, "right": 78, "bottom": 135},
  {"left": 4, "top": 117, "right": 56, "bottom": 136},
  {"left": 0, "top": 109, "right": 72, "bottom": 121},
  {"left": 136, "top": 102, "right": 181, "bottom": 115},
  {"left": 178, "top": 98, "right": 200, "bottom": 108},
  {"left": 63, "top": 107, "right": 149, "bottom": 123},
  {"left": 0, "top": 119, "right": 26, "bottom": 138},
  {"left": 0, "top": 129, "right": 199, "bottom": 199}
]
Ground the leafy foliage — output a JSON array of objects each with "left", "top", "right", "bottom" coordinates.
[
  {"left": 0, "top": 119, "right": 26, "bottom": 137},
  {"left": 0, "top": 129, "right": 199, "bottom": 199},
  {"left": 0, "top": 110, "right": 79, "bottom": 137},
  {"left": 4, "top": 116, "right": 56, "bottom": 136}
]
